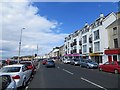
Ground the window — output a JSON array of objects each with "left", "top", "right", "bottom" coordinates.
[
  {"left": 94, "top": 30, "right": 100, "bottom": 40},
  {"left": 113, "top": 55, "right": 117, "bottom": 61},
  {"left": 94, "top": 41, "right": 100, "bottom": 52},
  {"left": 2, "top": 67, "right": 21, "bottom": 72},
  {"left": 89, "top": 48, "right": 92, "bottom": 53},
  {"left": 73, "top": 39, "right": 77, "bottom": 45},
  {"left": 83, "top": 35, "right": 87, "bottom": 43},
  {"left": 113, "top": 27, "right": 117, "bottom": 35},
  {"left": 83, "top": 45, "right": 87, "bottom": 53},
  {"left": 114, "top": 38, "right": 118, "bottom": 48},
  {"left": 0, "top": 75, "right": 11, "bottom": 90}
]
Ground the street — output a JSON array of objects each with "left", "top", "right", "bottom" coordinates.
[{"left": 21, "top": 61, "right": 120, "bottom": 90}]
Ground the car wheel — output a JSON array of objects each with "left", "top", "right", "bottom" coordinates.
[
  {"left": 99, "top": 68, "right": 102, "bottom": 71},
  {"left": 114, "top": 69, "right": 118, "bottom": 74}
]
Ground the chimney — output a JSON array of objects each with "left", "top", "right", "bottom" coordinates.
[
  {"left": 85, "top": 22, "right": 88, "bottom": 26},
  {"left": 100, "top": 13, "right": 104, "bottom": 18}
]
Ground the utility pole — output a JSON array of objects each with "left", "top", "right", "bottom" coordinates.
[{"left": 18, "top": 28, "right": 25, "bottom": 64}]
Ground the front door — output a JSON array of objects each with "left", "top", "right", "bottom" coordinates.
[{"left": 108, "top": 56, "right": 112, "bottom": 62}]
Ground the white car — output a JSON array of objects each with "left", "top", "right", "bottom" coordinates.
[
  {"left": 63, "top": 59, "right": 71, "bottom": 64},
  {"left": 0, "top": 64, "right": 32, "bottom": 88},
  {"left": 0, "top": 73, "right": 17, "bottom": 90}
]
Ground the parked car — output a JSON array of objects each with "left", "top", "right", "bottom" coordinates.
[
  {"left": 80, "top": 59, "right": 98, "bottom": 69},
  {"left": 63, "top": 59, "right": 71, "bottom": 64},
  {"left": 0, "top": 64, "right": 32, "bottom": 88},
  {"left": 99, "top": 61, "right": 120, "bottom": 74},
  {"left": 0, "top": 73, "right": 17, "bottom": 90},
  {"left": 42, "top": 60, "right": 47, "bottom": 65},
  {"left": 9, "top": 60, "right": 18, "bottom": 65},
  {"left": 70, "top": 59, "right": 80, "bottom": 66},
  {"left": 20, "top": 61, "right": 36, "bottom": 75},
  {"left": 45, "top": 60, "right": 55, "bottom": 68}
]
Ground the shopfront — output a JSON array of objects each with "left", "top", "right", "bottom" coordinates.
[
  {"left": 104, "top": 49, "right": 120, "bottom": 62},
  {"left": 89, "top": 53, "right": 103, "bottom": 64}
]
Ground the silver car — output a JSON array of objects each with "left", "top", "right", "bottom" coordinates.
[
  {"left": 0, "top": 64, "right": 32, "bottom": 88},
  {"left": 0, "top": 73, "right": 17, "bottom": 90}
]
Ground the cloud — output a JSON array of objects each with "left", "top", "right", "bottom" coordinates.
[{"left": 1, "top": 0, "right": 68, "bottom": 59}]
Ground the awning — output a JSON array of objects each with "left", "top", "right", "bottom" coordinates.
[
  {"left": 64, "top": 54, "right": 80, "bottom": 56},
  {"left": 72, "top": 53, "right": 80, "bottom": 56},
  {"left": 89, "top": 53, "right": 100, "bottom": 56},
  {"left": 64, "top": 54, "right": 73, "bottom": 56},
  {"left": 104, "top": 48, "right": 120, "bottom": 55}
]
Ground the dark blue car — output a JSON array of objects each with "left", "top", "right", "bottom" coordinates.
[{"left": 45, "top": 60, "right": 55, "bottom": 68}]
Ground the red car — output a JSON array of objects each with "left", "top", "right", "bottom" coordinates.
[
  {"left": 42, "top": 60, "right": 47, "bottom": 65},
  {"left": 20, "top": 61, "right": 36, "bottom": 74},
  {"left": 99, "top": 61, "right": 120, "bottom": 74}
]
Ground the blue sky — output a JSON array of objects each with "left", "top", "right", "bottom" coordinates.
[
  {"left": 33, "top": 2, "right": 118, "bottom": 34},
  {"left": 1, "top": 1, "right": 119, "bottom": 59}
]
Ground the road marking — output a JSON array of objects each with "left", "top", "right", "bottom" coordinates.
[
  {"left": 37, "top": 62, "right": 40, "bottom": 69},
  {"left": 25, "top": 86, "right": 28, "bottom": 90},
  {"left": 81, "top": 77, "right": 107, "bottom": 90},
  {"left": 62, "top": 69, "right": 74, "bottom": 75}
]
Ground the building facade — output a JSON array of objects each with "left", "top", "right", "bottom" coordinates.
[
  {"left": 104, "top": 12, "right": 120, "bottom": 62},
  {"left": 64, "top": 12, "right": 117, "bottom": 64}
]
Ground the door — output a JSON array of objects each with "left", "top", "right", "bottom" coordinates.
[
  {"left": 109, "top": 61, "right": 117, "bottom": 72},
  {"left": 108, "top": 56, "right": 112, "bottom": 62},
  {"left": 22, "top": 66, "right": 29, "bottom": 82},
  {"left": 102, "top": 62, "right": 110, "bottom": 71}
]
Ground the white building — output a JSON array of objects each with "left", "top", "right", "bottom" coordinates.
[{"left": 64, "top": 12, "right": 117, "bottom": 64}]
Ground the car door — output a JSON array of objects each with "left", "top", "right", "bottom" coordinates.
[
  {"left": 81, "top": 60, "right": 85, "bottom": 67},
  {"left": 109, "top": 61, "right": 117, "bottom": 72},
  {"left": 105, "top": 62, "right": 112, "bottom": 72},
  {"left": 82, "top": 60, "right": 86, "bottom": 67},
  {"left": 22, "top": 66, "right": 29, "bottom": 82},
  {"left": 102, "top": 62, "right": 110, "bottom": 71}
]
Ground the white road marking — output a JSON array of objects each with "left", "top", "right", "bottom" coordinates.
[
  {"left": 37, "top": 62, "right": 40, "bottom": 69},
  {"left": 62, "top": 69, "right": 74, "bottom": 75},
  {"left": 81, "top": 77, "right": 107, "bottom": 90},
  {"left": 25, "top": 86, "right": 28, "bottom": 90},
  {"left": 57, "top": 66, "right": 60, "bottom": 68}
]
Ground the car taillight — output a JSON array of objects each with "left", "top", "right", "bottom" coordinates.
[
  {"left": 28, "top": 66, "right": 33, "bottom": 69},
  {"left": 12, "top": 75, "right": 20, "bottom": 79}
]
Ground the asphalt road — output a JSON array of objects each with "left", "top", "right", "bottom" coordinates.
[{"left": 23, "top": 61, "right": 119, "bottom": 90}]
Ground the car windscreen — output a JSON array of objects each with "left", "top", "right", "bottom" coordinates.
[
  {"left": 0, "top": 67, "right": 21, "bottom": 72},
  {"left": 47, "top": 61, "right": 54, "bottom": 63},
  {"left": 20, "top": 62, "right": 32, "bottom": 66},
  {"left": 74, "top": 59, "right": 79, "bottom": 61},
  {"left": 87, "top": 60, "right": 96, "bottom": 63}
]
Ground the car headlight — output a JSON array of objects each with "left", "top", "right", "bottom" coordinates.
[{"left": 75, "top": 62, "right": 78, "bottom": 64}]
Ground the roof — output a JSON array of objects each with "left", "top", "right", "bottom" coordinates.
[
  {"left": 0, "top": 73, "right": 11, "bottom": 76},
  {"left": 4, "top": 64, "right": 24, "bottom": 67}
]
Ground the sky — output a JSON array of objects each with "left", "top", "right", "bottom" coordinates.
[{"left": 1, "top": 0, "right": 118, "bottom": 59}]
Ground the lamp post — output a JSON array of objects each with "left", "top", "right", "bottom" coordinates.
[{"left": 18, "top": 28, "right": 25, "bottom": 64}]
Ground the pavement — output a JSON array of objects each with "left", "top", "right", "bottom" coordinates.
[{"left": 19, "top": 61, "right": 120, "bottom": 90}]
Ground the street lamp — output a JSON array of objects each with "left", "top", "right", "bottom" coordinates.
[{"left": 18, "top": 28, "right": 25, "bottom": 64}]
